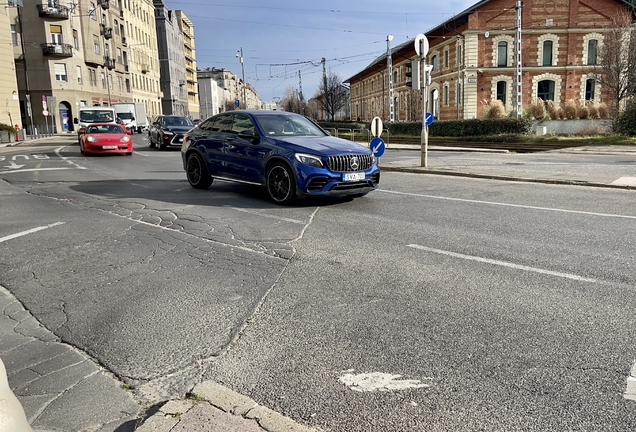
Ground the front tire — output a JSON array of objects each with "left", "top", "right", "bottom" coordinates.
[
  {"left": 186, "top": 153, "right": 212, "bottom": 189},
  {"left": 149, "top": 134, "right": 156, "bottom": 148},
  {"left": 266, "top": 162, "right": 296, "bottom": 205}
]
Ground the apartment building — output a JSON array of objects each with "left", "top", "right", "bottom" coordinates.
[
  {"left": 0, "top": 3, "right": 21, "bottom": 129},
  {"left": 154, "top": 0, "right": 187, "bottom": 116},
  {"left": 348, "top": 0, "right": 636, "bottom": 122},
  {"left": 175, "top": 11, "right": 199, "bottom": 119},
  {"left": 11, "top": 0, "right": 133, "bottom": 132},
  {"left": 124, "top": 0, "right": 162, "bottom": 119}
]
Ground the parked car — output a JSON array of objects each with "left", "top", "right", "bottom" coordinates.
[
  {"left": 148, "top": 115, "right": 194, "bottom": 149},
  {"left": 180, "top": 110, "right": 380, "bottom": 204},
  {"left": 79, "top": 123, "right": 132, "bottom": 156}
]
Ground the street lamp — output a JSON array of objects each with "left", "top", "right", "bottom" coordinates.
[
  {"left": 387, "top": 34, "right": 394, "bottom": 123},
  {"left": 236, "top": 48, "right": 247, "bottom": 109}
]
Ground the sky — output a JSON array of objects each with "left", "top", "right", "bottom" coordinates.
[{"left": 165, "top": 0, "right": 476, "bottom": 103}]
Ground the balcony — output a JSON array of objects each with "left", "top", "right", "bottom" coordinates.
[
  {"left": 40, "top": 43, "right": 73, "bottom": 57},
  {"left": 103, "top": 56, "right": 115, "bottom": 70},
  {"left": 100, "top": 24, "right": 113, "bottom": 40},
  {"left": 98, "top": 0, "right": 109, "bottom": 10},
  {"left": 36, "top": 4, "right": 70, "bottom": 20},
  {"left": 121, "top": 36, "right": 127, "bottom": 46},
  {"left": 124, "top": 64, "right": 129, "bottom": 73},
  {"left": 141, "top": 64, "right": 149, "bottom": 74}
]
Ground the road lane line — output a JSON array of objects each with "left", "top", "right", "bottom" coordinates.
[
  {"left": 0, "top": 222, "right": 65, "bottom": 243},
  {"left": 407, "top": 244, "right": 597, "bottom": 283},
  {"left": 55, "top": 146, "right": 85, "bottom": 169},
  {"left": 227, "top": 207, "right": 306, "bottom": 224},
  {"left": 380, "top": 189, "right": 636, "bottom": 220},
  {"left": 0, "top": 167, "right": 80, "bottom": 174}
]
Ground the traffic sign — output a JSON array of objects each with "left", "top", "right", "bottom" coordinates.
[
  {"left": 370, "top": 137, "right": 385, "bottom": 158},
  {"left": 425, "top": 112, "right": 434, "bottom": 126},
  {"left": 42, "top": 110, "right": 49, "bottom": 117},
  {"left": 414, "top": 33, "right": 429, "bottom": 58},
  {"left": 234, "top": 100, "right": 240, "bottom": 107},
  {"left": 370, "top": 116, "right": 383, "bottom": 137},
  {"left": 42, "top": 94, "right": 48, "bottom": 110}
]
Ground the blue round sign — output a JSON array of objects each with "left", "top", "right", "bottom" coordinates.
[
  {"left": 370, "top": 137, "right": 385, "bottom": 158},
  {"left": 425, "top": 112, "right": 434, "bottom": 126},
  {"left": 234, "top": 100, "right": 240, "bottom": 107}
]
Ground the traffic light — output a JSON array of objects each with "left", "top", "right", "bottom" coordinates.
[{"left": 405, "top": 60, "right": 421, "bottom": 90}]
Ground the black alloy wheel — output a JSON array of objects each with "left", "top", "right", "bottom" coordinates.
[
  {"left": 266, "top": 162, "right": 296, "bottom": 205},
  {"left": 186, "top": 153, "right": 212, "bottom": 189}
]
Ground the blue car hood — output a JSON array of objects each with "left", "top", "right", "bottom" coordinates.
[{"left": 277, "top": 136, "right": 370, "bottom": 155}]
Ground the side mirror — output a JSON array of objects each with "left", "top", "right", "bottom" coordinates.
[
  {"left": 73, "top": 118, "right": 79, "bottom": 124},
  {"left": 131, "top": 117, "right": 135, "bottom": 121},
  {"left": 126, "top": 128, "right": 132, "bottom": 135},
  {"left": 78, "top": 128, "right": 86, "bottom": 134}
]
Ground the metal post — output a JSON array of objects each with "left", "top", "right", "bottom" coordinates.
[
  {"left": 387, "top": 35, "right": 394, "bottom": 123},
  {"left": 237, "top": 48, "right": 246, "bottom": 109},
  {"left": 514, "top": 0, "right": 523, "bottom": 117},
  {"left": 17, "top": 6, "right": 34, "bottom": 136}
]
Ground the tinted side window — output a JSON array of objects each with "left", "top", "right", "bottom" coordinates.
[
  {"left": 198, "top": 118, "right": 215, "bottom": 131},
  {"left": 212, "top": 115, "right": 233, "bottom": 133},
  {"left": 232, "top": 114, "right": 256, "bottom": 135}
]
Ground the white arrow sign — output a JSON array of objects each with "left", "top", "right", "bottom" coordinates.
[{"left": 4, "top": 161, "right": 25, "bottom": 169}]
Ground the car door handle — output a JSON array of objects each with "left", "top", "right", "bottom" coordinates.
[{"left": 226, "top": 136, "right": 235, "bottom": 141}]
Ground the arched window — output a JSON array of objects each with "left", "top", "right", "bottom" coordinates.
[
  {"left": 587, "top": 40, "right": 598, "bottom": 65},
  {"left": 585, "top": 79, "right": 595, "bottom": 100},
  {"left": 537, "top": 80, "right": 555, "bottom": 101},
  {"left": 496, "top": 81, "right": 507, "bottom": 105},
  {"left": 432, "top": 55, "right": 439, "bottom": 71},
  {"left": 444, "top": 50, "right": 449, "bottom": 68},
  {"left": 497, "top": 41, "right": 508, "bottom": 67},
  {"left": 543, "top": 41, "right": 553, "bottom": 66}
]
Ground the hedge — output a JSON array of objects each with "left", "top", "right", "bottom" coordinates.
[
  {"left": 385, "top": 118, "right": 533, "bottom": 137},
  {"left": 615, "top": 98, "right": 636, "bottom": 136}
]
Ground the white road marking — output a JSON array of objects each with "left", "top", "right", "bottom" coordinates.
[
  {"left": 55, "top": 146, "right": 85, "bottom": 170},
  {"left": 612, "top": 177, "right": 636, "bottom": 186},
  {"left": 407, "top": 244, "right": 596, "bottom": 283},
  {"left": 625, "top": 361, "right": 636, "bottom": 402},
  {"left": 339, "top": 372, "right": 430, "bottom": 392},
  {"left": 380, "top": 189, "right": 636, "bottom": 220},
  {"left": 0, "top": 222, "right": 65, "bottom": 243},
  {"left": 0, "top": 167, "right": 81, "bottom": 174},
  {"left": 133, "top": 151, "right": 150, "bottom": 157}
]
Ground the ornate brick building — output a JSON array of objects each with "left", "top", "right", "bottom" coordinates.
[{"left": 347, "top": 0, "right": 635, "bottom": 122}]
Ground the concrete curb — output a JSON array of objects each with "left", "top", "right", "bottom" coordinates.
[
  {"left": 137, "top": 381, "right": 323, "bottom": 432},
  {"left": 380, "top": 165, "right": 636, "bottom": 190}
]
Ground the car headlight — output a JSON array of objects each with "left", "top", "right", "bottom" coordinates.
[
  {"left": 163, "top": 131, "right": 175, "bottom": 136},
  {"left": 86, "top": 136, "right": 98, "bottom": 143},
  {"left": 120, "top": 136, "right": 131, "bottom": 143},
  {"left": 295, "top": 153, "right": 323, "bottom": 168}
]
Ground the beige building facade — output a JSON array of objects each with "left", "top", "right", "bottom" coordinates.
[
  {"left": 125, "top": 0, "right": 162, "bottom": 120},
  {"left": 175, "top": 11, "right": 199, "bottom": 119},
  {"left": 0, "top": 4, "right": 21, "bottom": 130}
]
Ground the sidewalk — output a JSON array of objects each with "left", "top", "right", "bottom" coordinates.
[{"left": 2, "top": 140, "right": 635, "bottom": 432}]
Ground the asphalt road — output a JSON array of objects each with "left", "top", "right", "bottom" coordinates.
[{"left": 1, "top": 135, "right": 635, "bottom": 431}]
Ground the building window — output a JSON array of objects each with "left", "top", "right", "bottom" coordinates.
[
  {"left": 50, "top": 25, "right": 62, "bottom": 45},
  {"left": 393, "top": 70, "right": 397, "bottom": 84},
  {"left": 77, "top": 65, "right": 82, "bottom": 84},
  {"left": 90, "top": 2, "right": 97, "bottom": 20},
  {"left": 496, "top": 81, "right": 507, "bottom": 105},
  {"left": 537, "top": 80, "right": 555, "bottom": 101},
  {"left": 587, "top": 40, "right": 598, "bottom": 65},
  {"left": 432, "top": 55, "right": 438, "bottom": 71},
  {"left": 585, "top": 79, "right": 595, "bottom": 100},
  {"left": 89, "top": 68, "right": 96, "bottom": 86},
  {"left": 457, "top": 82, "right": 462, "bottom": 105},
  {"left": 117, "top": 47, "right": 122, "bottom": 63},
  {"left": 444, "top": 49, "right": 449, "bottom": 68},
  {"left": 93, "top": 35, "right": 100, "bottom": 54},
  {"left": 457, "top": 43, "right": 462, "bottom": 66},
  {"left": 542, "top": 41, "right": 553, "bottom": 66},
  {"left": 10, "top": 25, "right": 17, "bottom": 46},
  {"left": 498, "top": 41, "right": 508, "bottom": 67},
  {"left": 73, "top": 30, "right": 79, "bottom": 50},
  {"left": 114, "top": 19, "right": 119, "bottom": 35},
  {"left": 54, "top": 63, "right": 67, "bottom": 82},
  {"left": 101, "top": 72, "right": 106, "bottom": 89},
  {"left": 443, "top": 84, "right": 449, "bottom": 106}
]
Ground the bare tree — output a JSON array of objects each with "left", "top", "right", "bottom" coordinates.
[
  {"left": 279, "top": 85, "right": 302, "bottom": 113},
  {"left": 314, "top": 71, "right": 349, "bottom": 121},
  {"left": 223, "top": 99, "right": 235, "bottom": 112},
  {"left": 593, "top": 9, "right": 636, "bottom": 115}
]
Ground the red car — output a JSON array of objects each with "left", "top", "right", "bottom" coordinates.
[{"left": 79, "top": 123, "right": 133, "bottom": 156}]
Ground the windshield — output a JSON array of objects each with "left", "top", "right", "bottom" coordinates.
[
  {"left": 117, "top": 112, "right": 133, "bottom": 119},
  {"left": 254, "top": 114, "right": 326, "bottom": 137},
  {"left": 163, "top": 117, "right": 194, "bottom": 127},
  {"left": 79, "top": 110, "right": 115, "bottom": 123},
  {"left": 87, "top": 125, "right": 124, "bottom": 134}
]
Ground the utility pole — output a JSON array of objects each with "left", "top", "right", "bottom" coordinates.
[
  {"left": 322, "top": 57, "right": 328, "bottom": 121},
  {"left": 514, "top": 0, "right": 523, "bottom": 117},
  {"left": 236, "top": 48, "right": 246, "bottom": 109},
  {"left": 298, "top": 70, "right": 305, "bottom": 116}
]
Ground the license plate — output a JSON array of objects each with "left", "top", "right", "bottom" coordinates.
[
  {"left": 343, "top": 172, "right": 365, "bottom": 181},
  {"left": 102, "top": 145, "right": 117, "bottom": 150}
]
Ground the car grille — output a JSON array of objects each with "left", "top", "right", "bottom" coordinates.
[
  {"left": 170, "top": 134, "right": 184, "bottom": 145},
  {"left": 327, "top": 154, "right": 373, "bottom": 172}
]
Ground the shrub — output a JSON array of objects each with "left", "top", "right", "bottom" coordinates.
[
  {"left": 563, "top": 100, "right": 577, "bottom": 119},
  {"left": 578, "top": 100, "right": 590, "bottom": 119},
  {"left": 482, "top": 99, "right": 507, "bottom": 119},
  {"left": 615, "top": 98, "right": 636, "bottom": 136},
  {"left": 529, "top": 98, "right": 546, "bottom": 120},
  {"left": 0, "top": 123, "right": 17, "bottom": 134},
  {"left": 598, "top": 102, "right": 609, "bottom": 119},
  {"left": 587, "top": 103, "right": 599, "bottom": 119},
  {"left": 546, "top": 100, "right": 559, "bottom": 120}
]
